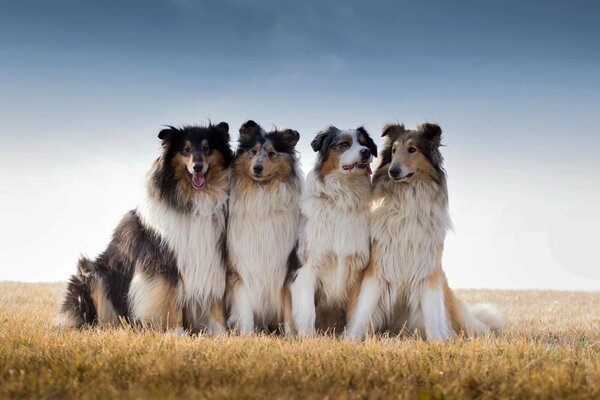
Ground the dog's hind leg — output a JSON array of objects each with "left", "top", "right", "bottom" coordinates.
[{"left": 128, "top": 272, "right": 182, "bottom": 332}]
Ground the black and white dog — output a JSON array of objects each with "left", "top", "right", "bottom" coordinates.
[{"left": 56, "top": 123, "right": 234, "bottom": 334}]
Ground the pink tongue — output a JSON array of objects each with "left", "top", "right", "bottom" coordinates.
[{"left": 192, "top": 173, "right": 205, "bottom": 188}]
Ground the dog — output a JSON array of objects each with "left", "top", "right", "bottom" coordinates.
[
  {"left": 226, "top": 120, "right": 302, "bottom": 334},
  {"left": 55, "top": 123, "right": 234, "bottom": 334},
  {"left": 290, "top": 126, "right": 378, "bottom": 336},
  {"left": 346, "top": 123, "right": 503, "bottom": 340}
]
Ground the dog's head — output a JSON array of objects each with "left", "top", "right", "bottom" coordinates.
[
  {"left": 376, "top": 123, "right": 444, "bottom": 184},
  {"left": 157, "top": 122, "right": 233, "bottom": 190},
  {"left": 234, "top": 120, "right": 300, "bottom": 182},
  {"left": 311, "top": 126, "right": 377, "bottom": 180}
]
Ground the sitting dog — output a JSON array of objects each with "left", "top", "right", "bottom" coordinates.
[
  {"left": 347, "top": 123, "right": 503, "bottom": 340},
  {"left": 226, "top": 120, "right": 302, "bottom": 334},
  {"left": 56, "top": 123, "right": 234, "bottom": 334},
  {"left": 290, "top": 126, "right": 377, "bottom": 336}
]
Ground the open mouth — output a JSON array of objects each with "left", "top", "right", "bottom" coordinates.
[
  {"left": 342, "top": 162, "right": 372, "bottom": 174},
  {"left": 189, "top": 170, "right": 207, "bottom": 189}
]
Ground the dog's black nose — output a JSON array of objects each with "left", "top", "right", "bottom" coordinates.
[
  {"left": 360, "top": 148, "right": 371, "bottom": 157},
  {"left": 389, "top": 166, "right": 401, "bottom": 178},
  {"left": 193, "top": 163, "right": 203, "bottom": 172},
  {"left": 253, "top": 164, "right": 263, "bottom": 174}
]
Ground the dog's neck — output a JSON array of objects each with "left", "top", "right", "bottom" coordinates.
[
  {"left": 305, "top": 169, "right": 372, "bottom": 212},
  {"left": 372, "top": 176, "right": 451, "bottom": 232}
]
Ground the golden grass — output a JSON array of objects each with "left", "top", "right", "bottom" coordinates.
[{"left": 1, "top": 282, "right": 599, "bottom": 399}]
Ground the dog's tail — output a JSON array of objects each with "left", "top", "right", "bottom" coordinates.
[
  {"left": 448, "top": 283, "right": 504, "bottom": 336},
  {"left": 54, "top": 257, "right": 98, "bottom": 329}
]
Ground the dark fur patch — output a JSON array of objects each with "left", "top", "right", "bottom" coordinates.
[
  {"left": 60, "top": 210, "right": 178, "bottom": 327},
  {"left": 62, "top": 211, "right": 178, "bottom": 325},
  {"left": 237, "top": 120, "right": 300, "bottom": 156}
]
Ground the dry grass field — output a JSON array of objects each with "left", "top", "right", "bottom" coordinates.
[{"left": 1, "top": 282, "right": 599, "bottom": 399}]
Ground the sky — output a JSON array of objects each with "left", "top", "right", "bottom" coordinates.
[{"left": 1, "top": 0, "right": 599, "bottom": 290}]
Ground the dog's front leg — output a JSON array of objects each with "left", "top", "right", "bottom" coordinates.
[
  {"left": 290, "top": 266, "right": 317, "bottom": 337},
  {"left": 419, "top": 271, "right": 453, "bottom": 341},
  {"left": 204, "top": 298, "right": 226, "bottom": 335},
  {"left": 227, "top": 283, "right": 254, "bottom": 335},
  {"left": 346, "top": 275, "right": 381, "bottom": 340}
]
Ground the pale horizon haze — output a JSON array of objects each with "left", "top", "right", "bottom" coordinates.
[{"left": 1, "top": 1, "right": 599, "bottom": 290}]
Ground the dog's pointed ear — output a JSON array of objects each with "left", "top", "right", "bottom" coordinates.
[
  {"left": 356, "top": 126, "right": 378, "bottom": 158},
  {"left": 381, "top": 124, "right": 405, "bottom": 142},
  {"left": 419, "top": 123, "right": 442, "bottom": 147},
  {"left": 239, "top": 120, "right": 262, "bottom": 142},
  {"left": 213, "top": 121, "right": 230, "bottom": 139},
  {"left": 280, "top": 129, "right": 300, "bottom": 148},
  {"left": 158, "top": 126, "right": 177, "bottom": 142},
  {"left": 311, "top": 126, "right": 338, "bottom": 152}
]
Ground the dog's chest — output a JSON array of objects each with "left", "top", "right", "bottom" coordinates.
[
  {"left": 138, "top": 195, "right": 227, "bottom": 305},
  {"left": 306, "top": 202, "right": 371, "bottom": 258},
  {"left": 228, "top": 183, "right": 300, "bottom": 309},
  {"left": 371, "top": 195, "right": 448, "bottom": 286}
]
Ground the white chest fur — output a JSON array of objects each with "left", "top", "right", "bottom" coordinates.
[{"left": 137, "top": 192, "right": 228, "bottom": 313}]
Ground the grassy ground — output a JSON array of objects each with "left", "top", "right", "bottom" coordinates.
[{"left": 0, "top": 282, "right": 599, "bottom": 399}]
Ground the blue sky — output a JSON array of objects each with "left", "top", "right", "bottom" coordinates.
[{"left": 1, "top": 1, "right": 599, "bottom": 289}]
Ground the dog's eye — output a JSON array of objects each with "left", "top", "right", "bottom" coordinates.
[
  {"left": 202, "top": 145, "right": 211, "bottom": 154},
  {"left": 408, "top": 147, "right": 417, "bottom": 153},
  {"left": 268, "top": 151, "right": 277, "bottom": 158},
  {"left": 340, "top": 142, "right": 350, "bottom": 148},
  {"left": 182, "top": 147, "right": 191, "bottom": 156},
  {"left": 249, "top": 150, "right": 257, "bottom": 157}
]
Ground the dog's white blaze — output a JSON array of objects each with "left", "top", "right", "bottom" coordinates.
[
  {"left": 340, "top": 130, "right": 372, "bottom": 168},
  {"left": 227, "top": 165, "right": 302, "bottom": 331},
  {"left": 136, "top": 188, "right": 228, "bottom": 329}
]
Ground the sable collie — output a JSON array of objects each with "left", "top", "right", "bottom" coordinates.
[
  {"left": 346, "top": 123, "right": 503, "bottom": 340},
  {"left": 56, "top": 123, "right": 234, "bottom": 334},
  {"left": 226, "top": 120, "right": 302, "bottom": 334},
  {"left": 290, "top": 126, "right": 377, "bottom": 336}
]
